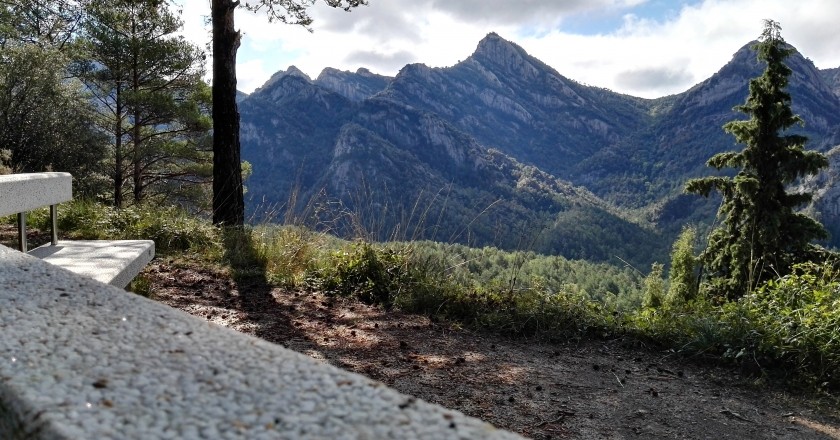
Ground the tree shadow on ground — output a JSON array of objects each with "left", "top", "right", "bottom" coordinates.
[{"left": 220, "top": 227, "right": 299, "bottom": 341}]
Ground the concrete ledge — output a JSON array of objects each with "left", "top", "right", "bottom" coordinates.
[
  {"left": 0, "top": 245, "right": 522, "bottom": 439},
  {"left": 29, "top": 240, "right": 155, "bottom": 288},
  {"left": 0, "top": 172, "right": 72, "bottom": 217}
]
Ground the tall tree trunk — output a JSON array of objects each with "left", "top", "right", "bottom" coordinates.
[
  {"left": 131, "top": 16, "right": 142, "bottom": 204},
  {"left": 211, "top": 0, "right": 244, "bottom": 226},
  {"left": 132, "top": 109, "right": 142, "bottom": 203},
  {"left": 114, "top": 83, "right": 124, "bottom": 208}
]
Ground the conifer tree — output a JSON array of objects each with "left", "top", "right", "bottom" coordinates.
[
  {"left": 77, "top": 0, "right": 210, "bottom": 208},
  {"left": 666, "top": 226, "right": 698, "bottom": 306},
  {"left": 686, "top": 20, "right": 828, "bottom": 299},
  {"left": 642, "top": 262, "right": 665, "bottom": 309}
]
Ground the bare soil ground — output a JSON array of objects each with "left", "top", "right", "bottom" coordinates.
[{"left": 142, "top": 256, "right": 840, "bottom": 439}]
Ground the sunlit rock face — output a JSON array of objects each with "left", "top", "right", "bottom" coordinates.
[
  {"left": 237, "top": 32, "right": 840, "bottom": 258},
  {"left": 796, "top": 146, "right": 840, "bottom": 243},
  {"left": 315, "top": 67, "right": 391, "bottom": 102}
]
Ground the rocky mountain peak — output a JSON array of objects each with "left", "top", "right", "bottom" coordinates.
[
  {"left": 470, "top": 32, "right": 541, "bottom": 81},
  {"left": 238, "top": 33, "right": 840, "bottom": 259},
  {"left": 253, "top": 65, "right": 312, "bottom": 94},
  {"left": 284, "top": 65, "right": 311, "bottom": 80},
  {"left": 473, "top": 32, "right": 511, "bottom": 57},
  {"left": 675, "top": 40, "right": 840, "bottom": 126}
]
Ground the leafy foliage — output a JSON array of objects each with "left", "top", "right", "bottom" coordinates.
[
  {"left": 315, "top": 242, "right": 412, "bottom": 305},
  {"left": 739, "top": 262, "right": 840, "bottom": 388},
  {"left": 667, "top": 226, "right": 699, "bottom": 306},
  {"left": 641, "top": 263, "right": 665, "bottom": 309},
  {"left": 25, "top": 200, "right": 222, "bottom": 255},
  {"left": 243, "top": 0, "right": 368, "bottom": 26},
  {"left": 0, "top": 34, "right": 108, "bottom": 194},
  {"left": 631, "top": 261, "right": 840, "bottom": 390}
]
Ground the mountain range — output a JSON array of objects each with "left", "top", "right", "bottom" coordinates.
[{"left": 238, "top": 33, "right": 840, "bottom": 269}]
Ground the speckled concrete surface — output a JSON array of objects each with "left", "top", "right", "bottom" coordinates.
[
  {"left": 0, "top": 245, "right": 522, "bottom": 439},
  {"left": 0, "top": 172, "right": 72, "bottom": 216},
  {"left": 28, "top": 240, "right": 155, "bottom": 288}
]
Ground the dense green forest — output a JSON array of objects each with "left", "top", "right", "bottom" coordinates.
[{"left": 3, "top": 3, "right": 839, "bottom": 393}]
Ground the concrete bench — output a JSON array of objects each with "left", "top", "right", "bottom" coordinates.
[{"left": 0, "top": 172, "right": 154, "bottom": 288}]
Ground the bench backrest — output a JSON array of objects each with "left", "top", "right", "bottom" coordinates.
[{"left": 0, "top": 172, "right": 72, "bottom": 217}]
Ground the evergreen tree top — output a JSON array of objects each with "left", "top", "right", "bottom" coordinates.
[{"left": 685, "top": 19, "right": 829, "bottom": 299}]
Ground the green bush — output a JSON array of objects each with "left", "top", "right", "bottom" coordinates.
[
  {"left": 628, "top": 261, "right": 840, "bottom": 390},
  {"left": 731, "top": 262, "right": 840, "bottom": 388},
  {"left": 642, "top": 263, "right": 665, "bottom": 309},
  {"left": 251, "top": 225, "right": 328, "bottom": 286},
  {"left": 36, "top": 200, "right": 221, "bottom": 256},
  {"left": 667, "top": 226, "right": 698, "bottom": 306},
  {"left": 315, "top": 242, "right": 413, "bottom": 306}
]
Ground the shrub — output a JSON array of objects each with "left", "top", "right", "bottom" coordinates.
[
  {"left": 37, "top": 200, "right": 221, "bottom": 256},
  {"left": 642, "top": 263, "right": 665, "bottom": 309},
  {"left": 316, "top": 242, "right": 413, "bottom": 306},
  {"left": 667, "top": 226, "right": 698, "bottom": 306},
  {"left": 731, "top": 262, "right": 840, "bottom": 388},
  {"left": 629, "top": 261, "right": 840, "bottom": 391},
  {"left": 252, "top": 225, "right": 324, "bottom": 286}
]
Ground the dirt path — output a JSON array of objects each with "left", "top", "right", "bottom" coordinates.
[{"left": 145, "top": 257, "right": 840, "bottom": 439}]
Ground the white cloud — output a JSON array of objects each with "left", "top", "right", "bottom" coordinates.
[
  {"left": 176, "top": 0, "right": 840, "bottom": 98},
  {"left": 237, "top": 59, "right": 272, "bottom": 92}
]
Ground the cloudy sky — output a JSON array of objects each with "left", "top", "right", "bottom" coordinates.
[{"left": 177, "top": 0, "right": 840, "bottom": 99}]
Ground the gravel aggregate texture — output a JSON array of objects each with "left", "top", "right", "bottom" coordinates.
[{"left": 0, "top": 172, "right": 72, "bottom": 217}]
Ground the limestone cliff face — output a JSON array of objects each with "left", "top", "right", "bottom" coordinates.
[
  {"left": 796, "top": 146, "right": 840, "bottom": 240},
  {"left": 378, "top": 33, "right": 648, "bottom": 180},
  {"left": 820, "top": 67, "right": 840, "bottom": 98},
  {"left": 238, "top": 60, "right": 663, "bottom": 264},
  {"left": 314, "top": 68, "right": 391, "bottom": 102},
  {"left": 238, "top": 32, "right": 840, "bottom": 259}
]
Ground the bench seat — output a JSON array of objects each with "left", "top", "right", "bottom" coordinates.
[
  {"left": 28, "top": 239, "right": 155, "bottom": 288},
  {"left": 1, "top": 172, "right": 155, "bottom": 288}
]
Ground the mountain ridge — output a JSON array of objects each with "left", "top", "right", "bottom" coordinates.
[{"left": 239, "top": 33, "right": 840, "bottom": 266}]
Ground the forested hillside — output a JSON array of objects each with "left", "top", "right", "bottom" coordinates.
[
  {"left": 239, "top": 32, "right": 840, "bottom": 266},
  {"left": 240, "top": 76, "right": 665, "bottom": 267}
]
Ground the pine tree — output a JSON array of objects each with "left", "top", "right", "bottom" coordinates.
[
  {"left": 77, "top": 0, "right": 210, "bottom": 208},
  {"left": 685, "top": 20, "right": 828, "bottom": 299},
  {"left": 0, "top": 0, "right": 108, "bottom": 191}
]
